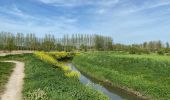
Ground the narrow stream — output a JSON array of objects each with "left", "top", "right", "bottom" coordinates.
[{"left": 66, "top": 63, "right": 145, "bottom": 100}]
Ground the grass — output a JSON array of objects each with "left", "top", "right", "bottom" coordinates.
[
  {"left": 73, "top": 52, "right": 170, "bottom": 100},
  {"left": 34, "top": 51, "right": 80, "bottom": 78},
  {"left": 0, "top": 62, "right": 14, "bottom": 94},
  {"left": 0, "top": 54, "right": 109, "bottom": 100}
]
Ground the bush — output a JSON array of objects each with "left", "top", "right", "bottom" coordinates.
[
  {"left": 61, "top": 66, "right": 71, "bottom": 72},
  {"left": 166, "top": 53, "right": 170, "bottom": 56},
  {"left": 65, "top": 71, "right": 80, "bottom": 78},
  {"left": 49, "top": 51, "right": 68, "bottom": 59},
  {"left": 129, "top": 47, "right": 150, "bottom": 54},
  {"left": 34, "top": 51, "right": 81, "bottom": 79},
  {"left": 157, "top": 50, "right": 164, "bottom": 55},
  {"left": 49, "top": 51, "right": 80, "bottom": 60},
  {"left": 34, "top": 51, "right": 60, "bottom": 67}
]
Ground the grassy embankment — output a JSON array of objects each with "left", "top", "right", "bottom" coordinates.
[
  {"left": 73, "top": 52, "right": 170, "bottom": 100},
  {"left": 0, "top": 54, "right": 109, "bottom": 100},
  {"left": 0, "top": 62, "right": 14, "bottom": 95}
]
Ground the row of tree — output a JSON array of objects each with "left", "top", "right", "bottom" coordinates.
[
  {"left": 113, "top": 40, "right": 170, "bottom": 55},
  {"left": 0, "top": 32, "right": 113, "bottom": 51},
  {"left": 0, "top": 32, "right": 169, "bottom": 54}
]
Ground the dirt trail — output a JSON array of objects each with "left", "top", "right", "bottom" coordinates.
[
  {"left": 0, "top": 50, "right": 33, "bottom": 56},
  {"left": 0, "top": 61, "right": 25, "bottom": 100}
]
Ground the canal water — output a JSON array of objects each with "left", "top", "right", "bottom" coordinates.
[{"left": 66, "top": 63, "right": 146, "bottom": 100}]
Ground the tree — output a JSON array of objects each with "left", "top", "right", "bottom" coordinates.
[
  {"left": 42, "top": 41, "right": 55, "bottom": 51},
  {"left": 56, "top": 43, "right": 63, "bottom": 51},
  {"left": 156, "top": 40, "right": 162, "bottom": 50},
  {"left": 42, "top": 34, "right": 56, "bottom": 51},
  {"left": 5, "top": 35, "right": 15, "bottom": 52},
  {"left": 94, "top": 35, "right": 105, "bottom": 51},
  {"left": 166, "top": 42, "right": 169, "bottom": 48},
  {"left": 143, "top": 42, "right": 147, "bottom": 49}
]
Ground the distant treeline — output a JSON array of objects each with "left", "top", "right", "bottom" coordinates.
[
  {"left": 0, "top": 32, "right": 113, "bottom": 51},
  {"left": 113, "top": 41, "right": 170, "bottom": 55},
  {"left": 0, "top": 32, "right": 169, "bottom": 55}
]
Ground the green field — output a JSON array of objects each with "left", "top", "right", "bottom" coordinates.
[
  {"left": 0, "top": 54, "right": 109, "bottom": 100},
  {"left": 73, "top": 52, "right": 170, "bottom": 100},
  {"left": 0, "top": 62, "right": 14, "bottom": 94}
]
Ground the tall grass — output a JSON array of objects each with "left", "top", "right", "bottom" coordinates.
[
  {"left": 34, "top": 51, "right": 80, "bottom": 78},
  {"left": 0, "top": 62, "right": 14, "bottom": 94},
  {"left": 0, "top": 54, "right": 109, "bottom": 100},
  {"left": 73, "top": 52, "right": 170, "bottom": 100}
]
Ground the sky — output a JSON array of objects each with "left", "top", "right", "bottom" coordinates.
[{"left": 0, "top": 0, "right": 170, "bottom": 44}]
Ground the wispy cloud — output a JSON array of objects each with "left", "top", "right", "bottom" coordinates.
[
  {"left": 119, "top": 0, "right": 170, "bottom": 15},
  {"left": 0, "top": 4, "right": 80, "bottom": 35},
  {"left": 0, "top": 0, "right": 170, "bottom": 43},
  {"left": 0, "top": 4, "right": 36, "bottom": 20},
  {"left": 39, "top": 0, "right": 119, "bottom": 7}
]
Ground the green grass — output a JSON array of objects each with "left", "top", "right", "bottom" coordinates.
[
  {"left": 73, "top": 52, "right": 170, "bottom": 100},
  {"left": 0, "top": 62, "right": 14, "bottom": 94},
  {"left": 0, "top": 54, "right": 109, "bottom": 100}
]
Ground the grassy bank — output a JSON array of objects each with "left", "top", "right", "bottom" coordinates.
[
  {"left": 0, "top": 54, "right": 109, "bottom": 100},
  {"left": 73, "top": 52, "right": 170, "bottom": 100},
  {"left": 0, "top": 62, "right": 14, "bottom": 94}
]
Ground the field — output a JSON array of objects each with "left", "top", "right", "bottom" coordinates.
[
  {"left": 0, "top": 54, "right": 109, "bottom": 100},
  {"left": 73, "top": 52, "right": 170, "bottom": 100},
  {"left": 0, "top": 0, "right": 170, "bottom": 99},
  {"left": 0, "top": 62, "right": 14, "bottom": 94}
]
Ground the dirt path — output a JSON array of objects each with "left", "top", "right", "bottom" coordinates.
[
  {"left": 0, "top": 61, "right": 25, "bottom": 100},
  {"left": 0, "top": 50, "right": 33, "bottom": 56}
]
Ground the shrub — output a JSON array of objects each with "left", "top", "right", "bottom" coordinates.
[
  {"left": 166, "top": 53, "right": 170, "bottom": 56},
  {"left": 34, "top": 51, "right": 60, "bottom": 67},
  {"left": 49, "top": 51, "right": 68, "bottom": 59},
  {"left": 61, "top": 66, "right": 71, "bottom": 72},
  {"left": 49, "top": 51, "right": 80, "bottom": 60},
  {"left": 34, "top": 51, "right": 80, "bottom": 79},
  {"left": 129, "top": 47, "right": 150, "bottom": 54},
  {"left": 157, "top": 50, "right": 164, "bottom": 55},
  {"left": 65, "top": 71, "right": 80, "bottom": 78}
]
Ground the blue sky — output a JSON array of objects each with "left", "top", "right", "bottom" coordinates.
[{"left": 0, "top": 0, "right": 170, "bottom": 44}]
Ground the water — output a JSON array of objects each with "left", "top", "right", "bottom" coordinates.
[{"left": 66, "top": 63, "right": 146, "bottom": 100}]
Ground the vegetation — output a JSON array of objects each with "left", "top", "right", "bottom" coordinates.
[
  {"left": 73, "top": 52, "right": 170, "bottom": 100},
  {"left": 0, "top": 54, "right": 109, "bottom": 100},
  {"left": 0, "top": 32, "right": 169, "bottom": 54},
  {"left": 0, "top": 62, "right": 14, "bottom": 94},
  {"left": 34, "top": 51, "right": 59, "bottom": 67},
  {"left": 34, "top": 51, "right": 80, "bottom": 78},
  {"left": 0, "top": 32, "right": 112, "bottom": 51},
  {"left": 113, "top": 41, "right": 170, "bottom": 55},
  {"left": 0, "top": 32, "right": 170, "bottom": 100}
]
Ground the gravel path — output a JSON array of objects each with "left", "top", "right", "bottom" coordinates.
[{"left": 0, "top": 61, "right": 25, "bottom": 100}]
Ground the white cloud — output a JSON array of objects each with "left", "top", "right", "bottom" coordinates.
[
  {"left": 0, "top": 5, "right": 36, "bottom": 20},
  {"left": 97, "top": 9, "right": 106, "bottom": 14},
  {"left": 0, "top": 5, "right": 80, "bottom": 35},
  {"left": 0, "top": 0, "right": 170, "bottom": 43},
  {"left": 39, "top": 0, "right": 119, "bottom": 7},
  {"left": 119, "top": 1, "right": 170, "bottom": 15},
  {"left": 0, "top": 15, "right": 79, "bottom": 35}
]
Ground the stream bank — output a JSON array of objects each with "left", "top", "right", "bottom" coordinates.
[{"left": 65, "top": 63, "right": 148, "bottom": 100}]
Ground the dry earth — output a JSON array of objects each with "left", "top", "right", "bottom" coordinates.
[
  {"left": 0, "top": 61, "right": 25, "bottom": 100},
  {"left": 0, "top": 50, "right": 33, "bottom": 56}
]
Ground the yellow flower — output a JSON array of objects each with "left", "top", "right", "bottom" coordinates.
[
  {"left": 35, "top": 51, "right": 80, "bottom": 79},
  {"left": 65, "top": 71, "right": 80, "bottom": 78},
  {"left": 61, "top": 66, "right": 71, "bottom": 72},
  {"left": 34, "top": 51, "right": 60, "bottom": 68}
]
